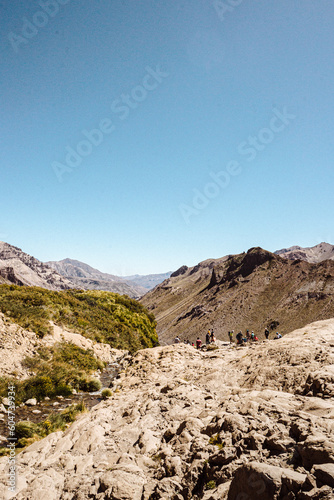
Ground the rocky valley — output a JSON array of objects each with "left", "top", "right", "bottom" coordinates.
[
  {"left": 0, "top": 318, "right": 334, "bottom": 499},
  {"left": 0, "top": 242, "right": 334, "bottom": 499}
]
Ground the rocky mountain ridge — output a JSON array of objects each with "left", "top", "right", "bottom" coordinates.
[
  {"left": 275, "top": 242, "right": 334, "bottom": 263},
  {"left": 1, "top": 317, "right": 334, "bottom": 499},
  {"left": 0, "top": 243, "right": 164, "bottom": 298},
  {"left": 45, "top": 258, "right": 147, "bottom": 298},
  {"left": 141, "top": 247, "right": 334, "bottom": 344},
  {"left": 46, "top": 259, "right": 172, "bottom": 295},
  {"left": 0, "top": 242, "right": 72, "bottom": 290}
]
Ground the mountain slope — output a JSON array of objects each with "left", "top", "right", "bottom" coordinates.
[
  {"left": 46, "top": 258, "right": 147, "bottom": 297},
  {"left": 141, "top": 247, "right": 334, "bottom": 343},
  {"left": 275, "top": 242, "right": 334, "bottom": 263},
  {"left": 0, "top": 241, "right": 72, "bottom": 290}
]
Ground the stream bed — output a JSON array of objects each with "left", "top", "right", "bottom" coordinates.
[{"left": 0, "top": 362, "right": 121, "bottom": 442}]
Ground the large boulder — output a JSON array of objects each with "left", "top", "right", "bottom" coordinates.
[
  {"left": 227, "top": 462, "right": 306, "bottom": 500},
  {"left": 297, "top": 433, "right": 334, "bottom": 469},
  {"left": 312, "top": 463, "right": 334, "bottom": 488}
]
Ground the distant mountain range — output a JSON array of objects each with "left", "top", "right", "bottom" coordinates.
[
  {"left": 45, "top": 258, "right": 147, "bottom": 297},
  {"left": 0, "top": 242, "right": 171, "bottom": 298},
  {"left": 275, "top": 242, "right": 334, "bottom": 263},
  {"left": 123, "top": 272, "right": 172, "bottom": 290},
  {"left": 46, "top": 259, "right": 172, "bottom": 296},
  {"left": 1, "top": 240, "right": 333, "bottom": 306},
  {"left": 141, "top": 245, "right": 334, "bottom": 343}
]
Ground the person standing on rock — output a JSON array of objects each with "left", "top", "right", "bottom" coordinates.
[
  {"left": 196, "top": 337, "right": 202, "bottom": 349},
  {"left": 236, "top": 331, "right": 243, "bottom": 345},
  {"left": 206, "top": 330, "right": 211, "bottom": 345},
  {"left": 228, "top": 330, "right": 234, "bottom": 343},
  {"left": 264, "top": 328, "right": 269, "bottom": 339},
  {"left": 210, "top": 329, "right": 215, "bottom": 343}
]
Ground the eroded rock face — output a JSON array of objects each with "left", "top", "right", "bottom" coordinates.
[{"left": 0, "top": 318, "right": 334, "bottom": 499}]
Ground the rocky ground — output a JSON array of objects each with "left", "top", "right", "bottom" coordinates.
[{"left": 1, "top": 318, "right": 334, "bottom": 499}]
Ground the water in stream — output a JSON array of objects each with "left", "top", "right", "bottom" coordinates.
[{"left": 0, "top": 362, "right": 121, "bottom": 442}]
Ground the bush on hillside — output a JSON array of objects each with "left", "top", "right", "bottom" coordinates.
[
  {"left": 0, "top": 285, "right": 158, "bottom": 351},
  {"left": 101, "top": 388, "right": 112, "bottom": 399},
  {"left": 0, "top": 342, "right": 104, "bottom": 403}
]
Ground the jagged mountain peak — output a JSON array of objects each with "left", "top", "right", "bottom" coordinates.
[
  {"left": 275, "top": 242, "right": 334, "bottom": 263},
  {"left": 0, "top": 241, "right": 72, "bottom": 290}
]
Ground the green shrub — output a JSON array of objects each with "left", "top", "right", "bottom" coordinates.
[
  {"left": 205, "top": 480, "right": 216, "bottom": 490},
  {"left": 0, "top": 343, "right": 104, "bottom": 403},
  {"left": 15, "top": 421, "right": 40, "bottom": 440},
  {"left": 209, "top": 433, "right": 224, "bottom": 449},
  {"left": 101, "top": 388, "right": 112, "bottom": 399},
  {"left": 0, "top": 286, "right": 158, "bottom": 352},
  {"left": 80, "top": 378, "right": 101, "bottom": 392},
  {"left": 14, "top": 402, "right": 87, "bottom": 449}
]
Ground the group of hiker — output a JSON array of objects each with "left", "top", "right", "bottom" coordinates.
[
  {"left": 174, "top": 327, "right": 282, "bottom": 348},
  {"left": 174, "top": 329, "right": 216, "bottom": 349},
  {"left": 229, "top": 328, "right": 282, "bottom": 345}
]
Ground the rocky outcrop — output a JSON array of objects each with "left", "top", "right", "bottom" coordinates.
[
  {"left": 0, "top": 267, "right": 24, "bottom": 286},
  {"left": 1, "top": 318, "right": 334, "bottom": 499},
  {"left": 227, "top": 462, "right": 307, "bottom": 500},
  {"left": 0, "top": 242, "right": 72, "bottom": 290},
  {"left": 275, "top": 242, "right": 334, "bottom": 264},
  {"left": 170, "top": 265, "right": 188, "bottom": 278}
]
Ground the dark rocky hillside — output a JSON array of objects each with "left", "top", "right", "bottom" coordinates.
[{"left": 141, "top": 247, "right": 334, "bottom": 344}]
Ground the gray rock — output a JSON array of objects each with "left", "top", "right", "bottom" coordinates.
[
  {"left": 312, "top": 463, "right": 334, "bottom": 488},
  {"left": 227, "top": 461, "right": 306, "bottom": 500},
  {"left": 25, "top": 398, "right": 37, "bottom": 406},
  {"left": 298, "top": 434, "right": 334, "bottom": 469}
]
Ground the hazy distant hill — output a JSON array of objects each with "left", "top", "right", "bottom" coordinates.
[
  {"left": 275, "top": 242, "right": 334, "bottom": 263},
  {"left": 46, "top": 259, "right": 171, "bottom": 296},
  {"left": 0, "top": 241, "right": 72, "bottom": 290},
  {"left": 123, "top": 272, "right": 172, "bottom": 290},
  {"left": 141, "top": 247, "right": 334, "bottom": 343},
  {"left": 45, "top": 258, "right": 147, "bottom": 298}
]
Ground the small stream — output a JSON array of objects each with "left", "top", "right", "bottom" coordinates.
[{"left": 0, "top": 362, "right": 121, "bottom": 442}]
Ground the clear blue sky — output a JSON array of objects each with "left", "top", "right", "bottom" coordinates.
[{"left": 1, "top": 0, "right": 333, "bottom": 275}]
